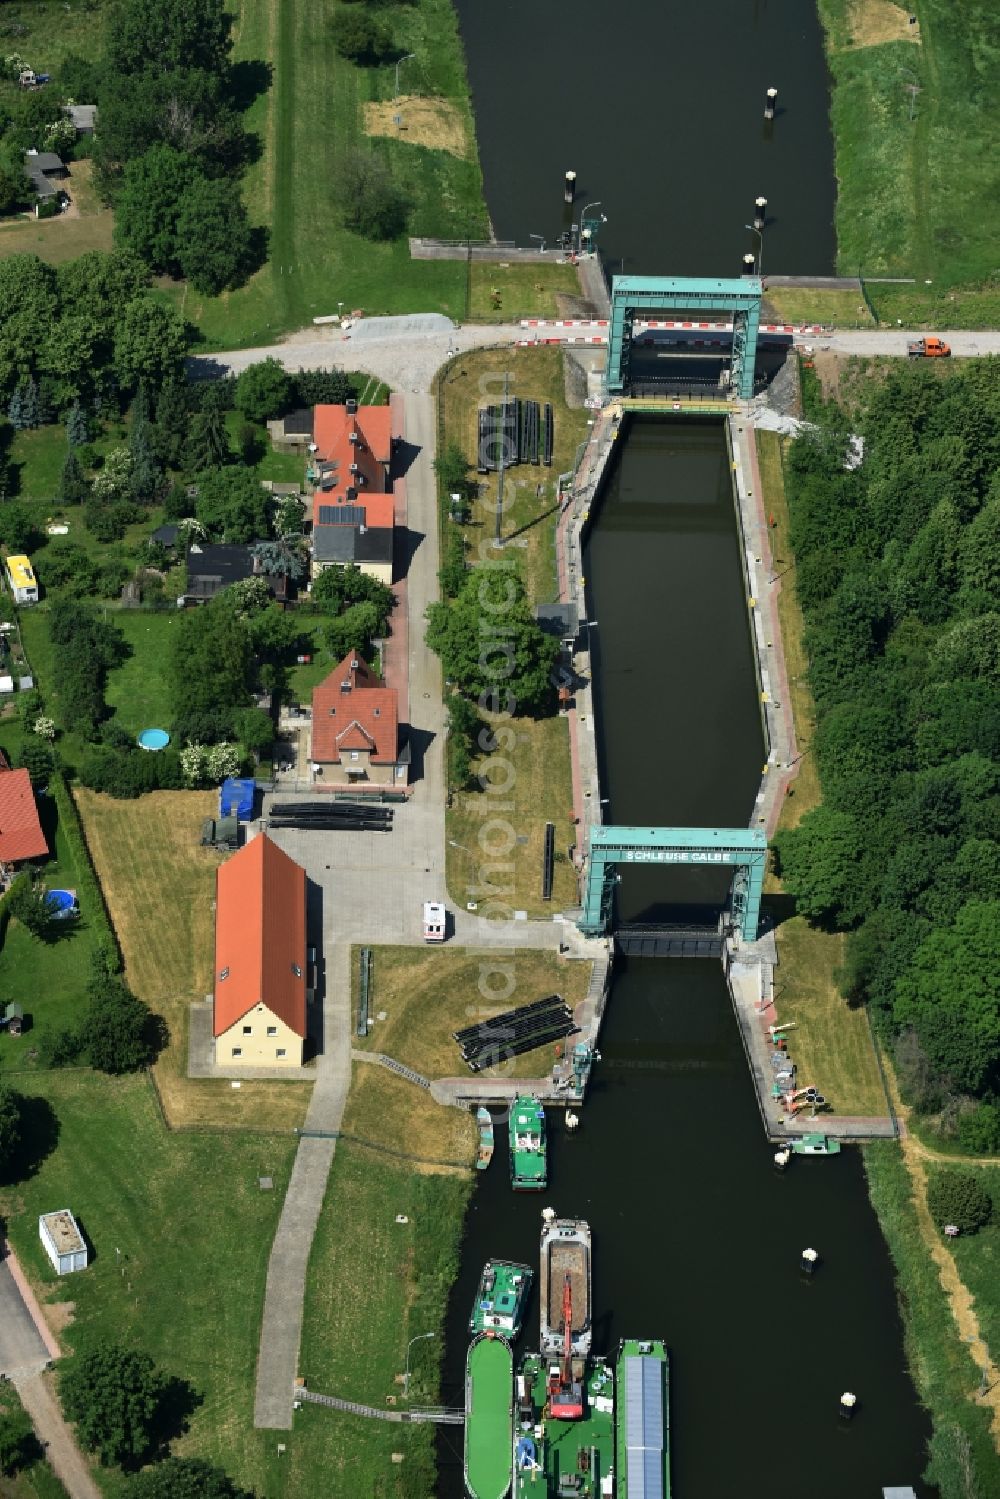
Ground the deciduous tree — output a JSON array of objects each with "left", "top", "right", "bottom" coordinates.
[{"left": 62, "top": 1345, "right": 167, "bottom": 1468}]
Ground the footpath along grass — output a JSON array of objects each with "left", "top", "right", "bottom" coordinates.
[
  {"left": 0, "top": 1383, "right": 68, "bottom": 1499},
  {"left": 250, "top": 1143, "right": 470, "bottom": 1498},
  {"left": 863, "top": 1143, "right": 998, "bottom": 1495},
  {"left": 74, "top": 789, "right": 310, "bottom": 1132},
  {"left": 758, "top": 431, "right": 886, "bottom": 1118},
  {"left": 353, "top": 945, "right": 591, "bottom": 1083},
  {"left": 818, "top": 0, "right": 1000, "bottom": 288},
  {"left": 0, "top": 1070, "right": 297, "bottom": 1499}
]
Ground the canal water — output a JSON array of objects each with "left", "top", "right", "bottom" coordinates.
[
  {"left": 437, "top": 419, "right": 933, "bottom": 1495},
  {"left": 454, "top": 0, "right": 836, "bottom": 276}
]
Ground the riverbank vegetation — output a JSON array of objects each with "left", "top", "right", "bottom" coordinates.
[
  {"left": 774, "top": 360, "right": 1000, "bottom": 1151},
  {"left": 817, "top": 0, "right": 1000, "bottom": 302},
  {"left": 434, "top": 347, "right": 590, "bottom": 915},
  {"left": 864, "top": 1143, "right": 998, "bottom": 1495}
]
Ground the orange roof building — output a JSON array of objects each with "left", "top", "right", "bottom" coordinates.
[
  {"left": 310, "top": 400, "right": 395, "bottom": 584},
  {"left": 0, "top": 766, "right": 48, "bottom": 867},
  {"left": 310, "top": 654, "right": 408, "bottom": 789},
  {"left": 213, "top": 833, "right": 307, "bottom": 1067}
]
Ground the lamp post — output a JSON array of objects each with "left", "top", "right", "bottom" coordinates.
[
  {"left": 744, "top": 223, "right": 763, "bottom": 279},
  {"left": 403, "top": 1331, "right": 436, "bottom": 1398},
  {"left": 394, "top": 52, "right": 416, "bottom": 98},
  {"left": 529, "top": 233, "right": 546, "bottom": 253},
  {"left": 578, "top": 201, "right": 602, "bottom": 255}
]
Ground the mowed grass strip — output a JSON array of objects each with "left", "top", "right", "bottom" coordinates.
[
  {"left": 353, "top": 945, "right": 592, "bottom": 1082},
  {"left": 756, "top": 431, "right": 885, "bottom": 1119},
  {"left": 818, "top": 0, "right": 1000, "bottom": 286},
  {"left": 756, "top": 432, "right": 820, "bottom": 830},
  {"left": 0, "top": 1070, "right": 297, "bottom": 1499},
  {"left": 342, "top": 1063, "right": 476, "bottom": 1169},
  {"left": 765, "top": 917, "right": 886, "bottom": 1117},
  {"left": 74, "top": 789, "right": 309, "bottom": 1132},
  {"left": 763, "top": 287, "right": 875, "bottom": 328},
  {"left": 274, "top": 1141, "right": 470, "bottom": 1496}
]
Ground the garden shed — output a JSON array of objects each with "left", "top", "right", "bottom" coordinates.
[{"left": 39, "top": 1210, "right": 88, "bottom": 1275}]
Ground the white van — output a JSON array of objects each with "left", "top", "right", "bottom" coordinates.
[{"left": 422, "top": 901, "right": 446, "bottom": 942}]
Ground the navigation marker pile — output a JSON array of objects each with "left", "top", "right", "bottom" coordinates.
[{"left": 454, "top": 994, "right": 576, "bottom": 1071}]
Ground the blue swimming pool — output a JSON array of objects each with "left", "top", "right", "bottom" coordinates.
[
  {"left": 46, "top": 888, "right": 78, "bottom": 917},
  {"left": 137, "top": 728, "right": 170, "bottom": 751}
]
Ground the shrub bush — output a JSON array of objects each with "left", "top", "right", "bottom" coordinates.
[{"left": 926, "top": 1169, "right": 993, "bottom": 1235}]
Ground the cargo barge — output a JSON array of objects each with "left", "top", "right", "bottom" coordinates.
[
  {"left": 469, "top": 1260, "right": 534, "bottom": 1340},
  {"left": 616, "top": 1338, "right": 670, "bottom": 1497},
  {"left": 465, "top": 1332, "right": 514, "bottom": 1499},
  {"left": 513, "top": 1351, "right": 615, "bottom": 1497},
  {"left": 539, "top": 1216, "right": 592, "bottom": 1356},
  {"left": 509, "top": 1096, "right": 547, "bottom": 1190}
]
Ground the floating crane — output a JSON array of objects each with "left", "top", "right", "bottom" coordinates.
[{"left": 548, "top": 1274, "right": 584, "bottom": 1420}]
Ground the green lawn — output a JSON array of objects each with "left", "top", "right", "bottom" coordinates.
[
  {"left": 167, "top": 0, "right": 488, "bottom": 351},
  {"left": 103, "top": 612, "right": 179, "bottom": 736},
  {"left": 255, "top": 1143, "right": 470, "bottom": 1498},
  {"left": 0, "top": 1070, "right": 298, "bottom": 1499},
  {"left": 0, "top": 774, "right": 97, "bottom": 1073},
  {"left": 818, "top": 0, "right": 1000, "bottom": 287}
]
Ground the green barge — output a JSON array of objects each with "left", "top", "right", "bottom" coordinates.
[
  {"left": 470, "top": 1260, "right": 534, "bottom": 1340},
  {"left": 465, "top": 1333, "right": 514, "bottom": 1499},
  {"left": 509, "top": 1097, "right": 547, "bottom": 1190},
  {"left": 616, "top": 1338, "right": 670, "bottom": 1498},
  {"left": 513, "top": 1352, "right": 615, "bottom": 1497}
]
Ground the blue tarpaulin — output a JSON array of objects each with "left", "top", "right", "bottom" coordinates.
[{"left": 220, "top": 777, "right": 255, "bottom": 820}]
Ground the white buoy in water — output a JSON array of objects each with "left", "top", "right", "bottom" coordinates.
[
  {"left": 801, "top": 1246, "right": 819, "bottom": 1274},
  {"left": 542, "top": 1206, "right": 557, "bottom": 1224},
  {"left": 565, "top": 1112, "right": 579, "bottom": 1131},
  {"left": 839, "top": 1391, "right": 857, "bottom": 1420},
  {"left": 774, "top": 1148, "right": 791, "bottom": 1171}
]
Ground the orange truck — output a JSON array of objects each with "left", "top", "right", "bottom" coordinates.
[{"left": 907, "top": 336, "right": 951, "bottom": 357}]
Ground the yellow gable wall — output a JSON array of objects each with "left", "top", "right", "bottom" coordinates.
[{"left": 217, "top": 1005, "right": 303, "bottom": 1066}]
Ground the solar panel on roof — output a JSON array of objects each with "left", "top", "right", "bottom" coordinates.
[
  {"left": 624, "top": 1356, "right": 664, "bottom": 1499},
  {"left": 318, "top": 504, "right": 366, "bottom": 526}
]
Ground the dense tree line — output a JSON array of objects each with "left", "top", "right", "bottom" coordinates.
[
  {"left": 773, "top": 359, "right": 1000, "bottom": 1148},
  {"left": 87, "top": 0, "right": 262, "bottom": 293},
  {"left": 0, "top": 250, "right": 185, "bottom": 418}
]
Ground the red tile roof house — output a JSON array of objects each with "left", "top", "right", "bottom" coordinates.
[
  {"left": 310, "top": 400, "right": 395, "bottom": 585},
  {"left": 310, "top": 653, "right": 409, "bottom": 789},
  {"left": 212, "top": 833, "right": 308, "bottom": 1067},
  {"left": 0, "top": 763, "right": 49, "bottom": 885}
]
